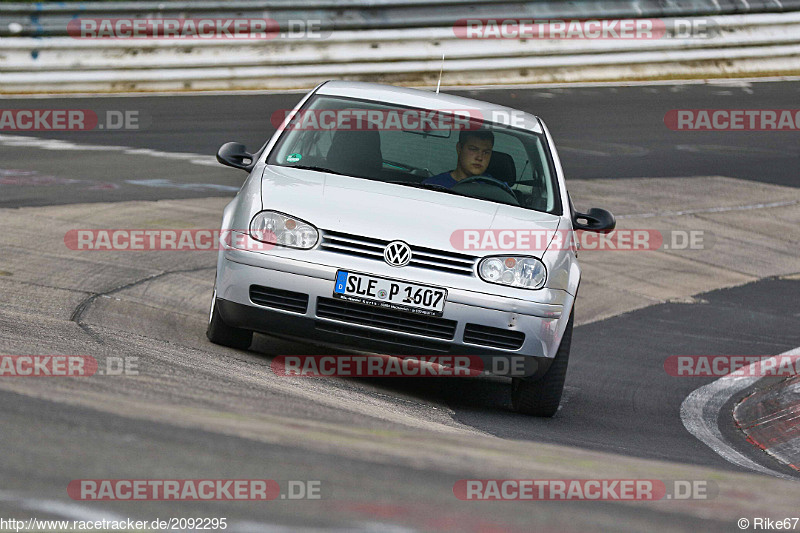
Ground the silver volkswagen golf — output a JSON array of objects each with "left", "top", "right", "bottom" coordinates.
[{"left": 207, "top": 81, "right": 614, "bottom": 416}]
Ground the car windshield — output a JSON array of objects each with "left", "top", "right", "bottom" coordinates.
[{"left": 266, "top": 95, "right": 561, "bottom": 214}]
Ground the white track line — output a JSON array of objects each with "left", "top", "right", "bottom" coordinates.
[
  {"left": 0, "top": 133, "right": 217, "bottom": 166},
  {"left": 618, "top": 200, "right": 799, "bottom": 219},
  {"left": 680, "top": 347, "right": 800, "bottom": 480}
]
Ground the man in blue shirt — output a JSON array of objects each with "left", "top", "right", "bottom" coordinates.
[{"left": 423, "top": 129, "right": 496, "bottom": 188}]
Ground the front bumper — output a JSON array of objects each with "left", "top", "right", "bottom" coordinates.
[{"left": 216, "top": 247, "right": 574, "bottom": 378}]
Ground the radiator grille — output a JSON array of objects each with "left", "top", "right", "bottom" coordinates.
[{"left": 320, "top": 230, "right": 475, "bottom": 276}]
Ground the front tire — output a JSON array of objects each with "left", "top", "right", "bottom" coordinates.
[
  {"left": 206, "top": 287, "right": 253, "bottom": 350},
  {"left": 511, "top": 309, "right": 573, "bottom": 417}
]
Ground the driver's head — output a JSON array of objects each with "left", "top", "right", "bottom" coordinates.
[{"left": 456, "top": 130, "right": 494, "bottom": 178}]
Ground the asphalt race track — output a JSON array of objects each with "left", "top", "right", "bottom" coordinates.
[{"left": 1, "top": 80, "right": 799, "bottom": 531}]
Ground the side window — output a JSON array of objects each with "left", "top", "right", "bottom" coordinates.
[{"left": 506, "top": 134, "right": 554, "bottom": 212}]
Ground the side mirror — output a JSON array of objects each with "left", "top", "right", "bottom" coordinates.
[
  {"left": 217, "top": 142, "right": 255, "bottom": 172},
  {"left": 573, "top": 207, "right": 616, "bottom": 232}
]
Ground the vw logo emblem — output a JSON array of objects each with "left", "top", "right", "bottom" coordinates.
[{"left": 384, "top": 241, "right": 411, "bottom": 267}]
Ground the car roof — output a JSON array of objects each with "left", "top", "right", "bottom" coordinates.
[{"left": 315, "top": 80, "right": 543, "bottom": 134}]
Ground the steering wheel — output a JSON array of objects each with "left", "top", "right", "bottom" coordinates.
[
  {"left": 453, "top": 175, "right": 512, "bottom": 191},
  {"left": 451, "top": 175, "right": 518, "bottom": 203}
]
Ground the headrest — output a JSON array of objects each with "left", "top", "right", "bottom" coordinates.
[
  {"left": 485, "top": 151, "right": 516, "bottom": 185},
  {"left": 326, "top": 128, "right": 383, "bottom": 177}
]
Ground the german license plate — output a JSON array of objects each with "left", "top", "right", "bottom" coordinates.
[{"left": 333, "top": 270, "right": 447, "bottom": 317}]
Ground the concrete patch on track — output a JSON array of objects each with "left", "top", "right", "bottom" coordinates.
[{"left": 567, "top": 176, "right": 800, "bottom": 324}]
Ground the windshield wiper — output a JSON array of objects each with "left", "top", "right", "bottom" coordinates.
[{"left": 285, "top": 164, "right": 346, "bottom": 176}]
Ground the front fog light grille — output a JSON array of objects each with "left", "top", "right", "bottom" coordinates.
[
  {"left": 249, "top": 285, "right": 309, "bottom": 313},
  {"left": 463, "top": 324, "right": 525, "bottom": 350}
]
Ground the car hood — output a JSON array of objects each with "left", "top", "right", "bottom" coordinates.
[{"left": 260, "top": 166, "right": 561, "bottom": 258}]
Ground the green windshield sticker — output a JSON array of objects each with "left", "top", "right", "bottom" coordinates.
[{"left": 286, "top": 153, "right": 302, "bottom": 163}]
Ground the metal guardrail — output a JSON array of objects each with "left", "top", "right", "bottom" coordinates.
[
  {"left": 2, "top": 0, "right": 800, "bottom": 36},
  {"left": 1, "top": 4, "right": 799, "bottom": 92},
  {"left": 3, "top": 13, "right": 800, "bottom": 71}
]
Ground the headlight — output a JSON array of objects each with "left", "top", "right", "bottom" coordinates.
[
  {"left": 249, "top": 211, "right": 318, "bottom": 249},
  {"left": 478, "top": 256, "right": 546, "bottom": 289}
]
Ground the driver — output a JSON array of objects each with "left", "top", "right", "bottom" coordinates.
[{"left": 422, "top": 130, "right": 512, "bottom": 194}]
